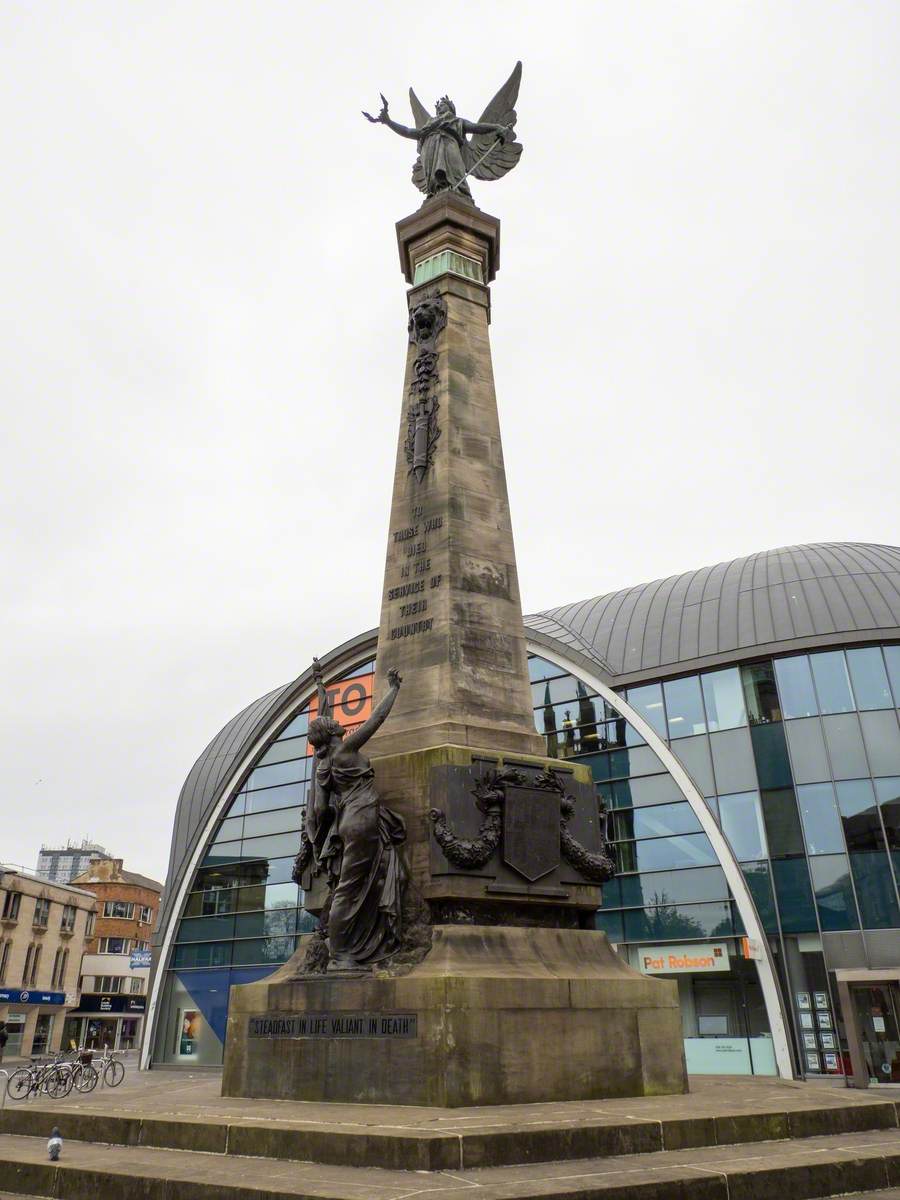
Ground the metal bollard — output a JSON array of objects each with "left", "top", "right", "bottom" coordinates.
[{"left": 0, "top": 1069, "right": 8, "bottom": 1111}]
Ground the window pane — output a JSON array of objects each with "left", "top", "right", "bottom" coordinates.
[
  {"left": 760, "top": 788, "right": 806, "bottom": 857},
  {"left": 203, "top": 840, "right": 242, "bottom": 866},
  {"left": 626, "top": 683, "right": 667, "bottom": 738},
  {"left": 846, "top": 648, "right": 893, "bottom": 711},
  {"left": 874, "top": 777, "right": 900, "bottom": 850},
  {"left": 176, "top": 914, "right": 235, "bottom": 943},
  {"left": 619, "top": 866, "right": 729, "bottom": 907},
  {"left": 611, "top": 775, "right": 684, "bottom": 809},
  {"left": 528, "top": 655, "right": 567, "bottom": 682},
  {"left": 775, "top": 656, "right": 817, "bottom": 718},
  {"left": 234, "top": 908, "right": 298, "bottom": 939},
  {"left": 670, "top": 735, "right": 716, "bottom": 796},
  {"left": 822, "top": 714, "right": 868, "bottom": 780},
  {"left": 616, "top": 832, "right": 718, "bottom": 872},
  {"left": 750, "top": 723, "right": 794, "bottom": 790},
  {"left": 849, "top": 851, "right": 900, "bottom": 928},
  {"left": 258, "top": 737, "right": 310, "bottom": 767},
  {"left": 243, "top": 782, "right": 307, "bottom": 815},
  {"left": 710, "top": 728, "right": 758, "bottom": 794},
  {"left": 742, "top": 662, "right": 782, "bottom": 725},
  {"left": 171, "top": 941, "right": 232, "bottom": 969},
  {"left": 771, "top": 857, "right": 817, "bottom": 933},
  {"left": 784, "top": 718, "right": 830, "bottom": 785},
  {"left": 664, "top": 676, "right": 706, "bottom": 738},
  {"left": 718, "top": 791, "right": 768, "bottom": 861},
  {"left": 859, "top": 710, "right": 900, "bottom": 776},
  {"left": 245, "top": 759, "right": 310, "bottom": 791},
  {"left": 624, "top": 901, "right": 733, "bottom": 941},
  {"left": 234, "top": 881, "right": 300, "bottom": 913},
  {"left": 231, "top": 936, "right": 295, "bottom": 965},
  {"left": 701, "top": 668, "right": 747, "bottom": 731},
  {"left": 884, "top": 646, "right": 900, "bottom": 706},
  {"left": 611, "top": 802, "right": 702, "bottom": 842},
  {"left": 277, "top": 710, "right": 309, "bottom": 740},
  {"left": 238, "top": 832, "right": 300, "bottom": 861},
  {"left": 740, "top": 861, "right": 779, "bottom": 934},
  {"left": 809, "top": 855, "right": 859, "bottom": 931},
  {"left": 594, "top": 910, "right": 624, "bottom": 941},
  {"left": 835, "top": 779, "right": 885, "bottom": 851},
  {"left": 210, "top": 816, "right": 243, "bottom": 845},
  {"left": 242, "top": 808, "right": 303, "bottom": 839},
  {"left": 531, "top": 675, "right": 581, "bottom": 707},
  {"left": 796, "top": 783, "right": 845, "bottom": 855},
  {"left": 810, "top": 651, "right": 853, "bottom": 714}
]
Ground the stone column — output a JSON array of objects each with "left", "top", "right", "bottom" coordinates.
[{"left": 368, "top": 193, "right": 543, "bottom": 760}]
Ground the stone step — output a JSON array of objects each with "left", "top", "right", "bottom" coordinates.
[
  {"left": 2, "top": 1095, "right": 897, "bottom": 1172},
  {"left": 0, "top": 1129, "right": 899, "bottom": 1199}
]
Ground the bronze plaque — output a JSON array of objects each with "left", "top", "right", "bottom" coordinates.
[{"left": 502, "top": 784, "right": 559, "bottom": 882}]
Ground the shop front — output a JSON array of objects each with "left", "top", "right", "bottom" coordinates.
[
  {"left": 836, "top": 970, "right": 900, "bottom": 1088},
  {"left": 0, "top": 988, "right": 69, "bottom": 1058},
  {"left": 63, "top": 993, "right": 147, "bottom": 1052}
]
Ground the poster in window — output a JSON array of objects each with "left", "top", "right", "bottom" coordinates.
[
  {"left": 178, "top": 1010, "right": 201, "bottom": 1056},
  {"left": 806, "top": 1052, "right": 820, "bottom": 1072},
  {"left": 800, "top": 1011, "right": 814, "bottom": 1029},
  {"left": 803, "top": 1032, "right": 817, "bottom": 1050},
  {"left": 823, "top": 1052, "right": 840, "bottom": 1072},
  {"left": 796, "top": 992, "right": 811, "bottom": 1010},
  {"left": 814, "top": 992, "right": 828, "bottom": 1010},
  {"left": 817, "top": 1011, "right": 832, "bottom": 1029},
  {"left": 820, "top": 1031, "right": 836, "bottom": 1049}
]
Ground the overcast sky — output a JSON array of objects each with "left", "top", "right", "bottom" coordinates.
[{"left": 2, "top": 2, "right": 897, "bottom": 883}]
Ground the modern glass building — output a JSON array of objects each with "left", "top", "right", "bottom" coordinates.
[{"left": 144, "top": 542, "right": 900, "bottom": 1087}]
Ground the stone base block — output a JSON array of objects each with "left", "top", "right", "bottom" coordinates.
[{"left": 221, "top": 924, "right": 687, "bottom": 1106}]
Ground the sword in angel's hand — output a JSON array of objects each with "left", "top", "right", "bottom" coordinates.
[{"left": 451, "top": 125, "right": 513, "bottom": 192}]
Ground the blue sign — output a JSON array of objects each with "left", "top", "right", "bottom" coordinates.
[
  {"left": 130, "top": 950, "right": 152, "bottom": 969},
  {"left": 0, "top": 989, "right": 66, "bottom": 1006}
]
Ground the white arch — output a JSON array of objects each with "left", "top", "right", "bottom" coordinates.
[
  {"left": 529, "top": 641, "right": 795, "bottom": 1080},
  {"left": 143, "top": 641, "right": 796, "bottom": 1080}
]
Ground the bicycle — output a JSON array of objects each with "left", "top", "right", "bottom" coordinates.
[
  {"left": 95, "top": 1047, "right": 125, "bottom": 1087},
  {"left": 64, "top": 1049, "right": 99, "bottom": 1094},
  {"left": 5, "top": 1056, "right": 73, "bottom": 1101}
]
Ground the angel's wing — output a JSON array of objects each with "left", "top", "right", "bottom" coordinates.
[
  {"left": 467, "top": 61, "right": 524, "bottom": 182},
  {"left": 408, "top": 87, "right": 432, "bottom": 130}
]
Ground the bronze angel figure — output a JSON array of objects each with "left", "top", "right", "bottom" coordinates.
[{"left": 363, "top": 62, "right": 523, "bottom": 202}]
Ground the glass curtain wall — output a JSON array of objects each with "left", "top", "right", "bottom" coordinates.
[{"left": 532, "top": 643, "right": 900, "bottom": 1078}]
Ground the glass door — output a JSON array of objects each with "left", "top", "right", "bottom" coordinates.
[{"left": 851, "top": 984, "right": 900, "bottom": 1084}]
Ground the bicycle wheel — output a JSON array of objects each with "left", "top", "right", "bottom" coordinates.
[
  {"left": 103, "top": 1058, "right": 125, "bottom": 1087},
  {"left": 75, "top": 1063, "right": 99, "bottom": 1092},
  {"left": 44, "top": 1067, "right": 73, "bottom": 1099},
  {"left": 6, "top": 1068, "right": 32, "bottom": 1100}
]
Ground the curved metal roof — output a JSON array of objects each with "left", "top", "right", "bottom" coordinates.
[
  {"left": 156, "top": 542, "right": 900, "bottom": 942},
  {"left": 528, "top": 542, "right": 900, "bottom": 686}
]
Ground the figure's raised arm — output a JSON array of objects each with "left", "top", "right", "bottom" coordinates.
[
  {"left": 363, "top": 94, "right": 419, "bottom": 139},
  {"left": 343, "top": 669, "right": 402, "bottom": 751}
]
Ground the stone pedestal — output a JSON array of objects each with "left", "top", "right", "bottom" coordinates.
[{"left": 221, "top": 925, "right": 686, "bottom": 1106}]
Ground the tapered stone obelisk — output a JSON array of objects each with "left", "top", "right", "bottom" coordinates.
[
  {"left": 222, "top": 193, "right": 687, "bottom": 1108},
  {"left": 368, "top": 194, "right": 542, "bottom": 760}
]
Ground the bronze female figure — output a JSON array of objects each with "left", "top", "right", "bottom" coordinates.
[{"left": 303, "top": 661, "right": 406, "bottom": 971}]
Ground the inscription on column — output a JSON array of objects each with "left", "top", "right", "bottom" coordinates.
[{"left": 387, "top": 511, "right": 444, "bottom": 641}]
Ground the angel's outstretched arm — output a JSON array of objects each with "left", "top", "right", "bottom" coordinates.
[
  {"left": 363, "top": 94, "right": 419, "bottom": 139},
  {"left": 342, "top": 670, "right": 402, "bottom": 751}
]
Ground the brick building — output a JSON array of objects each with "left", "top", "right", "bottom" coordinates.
[
  {"left": 65, "top": 857, "right": 163, "bottom": 1051},
  {"left": 0, "top": 867, "right": 96, "bottom": 1058}
]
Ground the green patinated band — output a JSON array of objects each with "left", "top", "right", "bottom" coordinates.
[{"left": 413, "top": 250, "right": 483, "bottom": 285}]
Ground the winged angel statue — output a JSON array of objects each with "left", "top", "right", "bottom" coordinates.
[{"left": 363, "top": 63, "right": 523, "bottom": 202}]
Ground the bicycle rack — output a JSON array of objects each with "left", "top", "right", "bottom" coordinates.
[{"left": 0, "top": 1069, "right": 8, "bottom": 1111}]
